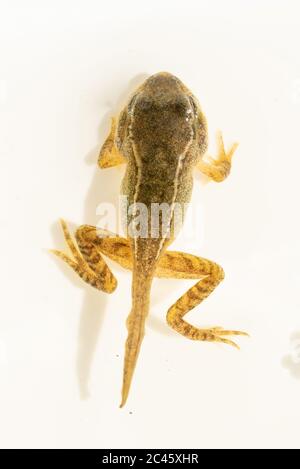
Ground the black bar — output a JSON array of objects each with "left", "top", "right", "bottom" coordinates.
[{"left": 0, "top": 449, "right": 205, "bottom": 464}]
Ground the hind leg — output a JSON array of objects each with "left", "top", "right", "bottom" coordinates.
[
  {"left": 51, "top": 224, "right": 247, "bottom": 347},
  {"left": 73, "top": 237, "right": 248, "bottom": 348},
  {"left": 160, "top": 251, "right": 248, "bottom": 348},
  {"left": 50, "top": 220, "right": 117, "bottom": 293}
]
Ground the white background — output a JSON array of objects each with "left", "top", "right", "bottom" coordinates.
[{"left": 1, "top": 0, "right": 300, "bottom": 449}]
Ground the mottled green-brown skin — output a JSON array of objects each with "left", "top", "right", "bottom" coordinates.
[
  {"left": 51, "top": 72, "right": 246, "bottom": 408},
  {"left": 118, "top": 73, "right": 208, "bottom": 210},
  {"left": 116, "top": 73, "right": 209, "bottom": 405}
]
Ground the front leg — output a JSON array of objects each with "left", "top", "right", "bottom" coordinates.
[
  {"left": 98, "top": 117, "right": 126, "bottom": 169},
  {"left": 197, "top": 131, "right": 238, "bottom": 182}
]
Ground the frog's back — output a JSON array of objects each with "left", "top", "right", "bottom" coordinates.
[{"left": 119, "top": 72, "right": 207, "bottom": 212}]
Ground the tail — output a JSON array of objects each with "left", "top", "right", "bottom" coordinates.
[{"left": 120, "top": 267, "right": 154, "bottom": 408}]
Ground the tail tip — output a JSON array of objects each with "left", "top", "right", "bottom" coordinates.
[{"left": 119, "top": 395, "right": 127, "bottom": 408}]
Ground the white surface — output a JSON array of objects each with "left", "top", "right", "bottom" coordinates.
[{"left": 1, "top": 0, "right": 300, "bottom": 449}]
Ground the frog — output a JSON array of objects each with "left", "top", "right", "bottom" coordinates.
[{"left": 51, "top": 72, "right": 247, "bottom": 407}]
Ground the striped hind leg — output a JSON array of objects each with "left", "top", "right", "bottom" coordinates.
[
  {"left": 161, "top": 251, "right": 248, "bottom": 348},
  {"left": 63, "top": 235, "right": 248, "bottom": 348},
  {"left": 51, "top": 223, "right": 247, "bottom": 347},
  {"left": 50, "top": 220, "right": 117, "bottom": 293}
]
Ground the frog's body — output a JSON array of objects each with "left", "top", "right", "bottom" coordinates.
[{"left": 51, "top": 72, "right": 247, "bottom": 407}]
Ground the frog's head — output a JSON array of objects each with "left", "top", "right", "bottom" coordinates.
[
  {"left": 116, "top": 72, "right": 207, "bottom": 164},
  {"left": 131, "top": 72, "right": 196, "bottom": 152},
  {"left": 140, "top": 71, "right": 191, "bottom": 101}
]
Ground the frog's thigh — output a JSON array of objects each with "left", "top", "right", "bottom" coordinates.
[
  {"left": 51, "top": 220, "right": 117, "bottom": 293},
  {"left": 162, "top": 251, "right": 248, "bottom": 348},
  {"left": 98, "top": 117, "right": 126, "bottom": 169},
  {"left": 76, "top": 225, "right": 133, "bottom": 271}
]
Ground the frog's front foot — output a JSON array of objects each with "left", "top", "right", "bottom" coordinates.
[{"left": 197, "top": 131, "right": 238, "bottom": 182}]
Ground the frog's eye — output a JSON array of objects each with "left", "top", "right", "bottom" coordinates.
[{"left": 173, "top": 100, "right": 187, "bottom": 115}]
